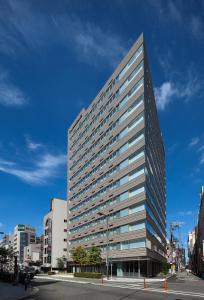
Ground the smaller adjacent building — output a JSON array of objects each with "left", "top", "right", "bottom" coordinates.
[
  {"left": 24, "top": 243, "right": 41, "bottom": 265},
  {"left": 189, "top": 186, "right": 204, "bottom": 277},
  {"left": 36, "top": 235, "right": 44, "bottom": 264},
  {"left": 188, "top": 229, "right": 196, "bottom": 269},
  {"left": 43, "top": 198, "right": 67, "bottom": 269},
  {"left": 0, "top": 233, "right": 14, "bottom": 251},
  {"left": 13, "top": 225, "right": 36, "bottom": 263}
]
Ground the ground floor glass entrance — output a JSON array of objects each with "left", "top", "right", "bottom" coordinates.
[
  {"left": 68, "top": 259, "right": 162, "bottom": 278},
  {"left": 111, "top": 259, "right": 161, "bottom": 278}
]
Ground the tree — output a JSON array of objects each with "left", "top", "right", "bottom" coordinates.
[
  {"left": 56, "top": 256, "right": 67, "bottom": 271},
  {"left": 72, "top": 246, "right": 88, "bottom": 271},
  {"left": 88, "top": 246, "right": 102, "bottom": 266},
  {"left": 0, "top": 247, "right": 12, "bottom": 271},
  {"left": 29, "top": 260, "right": 42, "bottom": 267}
]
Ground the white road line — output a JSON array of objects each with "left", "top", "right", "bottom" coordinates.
[{"left": 36, "top": 276, "right": 204, "bottom": 298}]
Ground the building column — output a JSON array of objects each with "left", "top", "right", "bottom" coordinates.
[
  {"left": 117, "top": 262, "right": 123, "bottom": 277},
  {"left": 138, "top": 259, "right": 141, "bottom": 278}
]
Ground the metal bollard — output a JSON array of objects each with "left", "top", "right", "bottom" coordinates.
[
  {"left": 144, "top": 277, "right": 147, "bottom": 288},
  {"left": 164, "top": 279, "right": 168, "bottom": 291},
  {"left": 102, "top": 275, "right": 103, "bottom": 284}
]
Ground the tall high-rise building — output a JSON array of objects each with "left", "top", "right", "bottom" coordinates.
[{"left": 67, "top": 33, "right": 166, "bottom": 277}]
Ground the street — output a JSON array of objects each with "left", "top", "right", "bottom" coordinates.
[{"left": 26, "top": 273, "right": 204, "bottom": 300}]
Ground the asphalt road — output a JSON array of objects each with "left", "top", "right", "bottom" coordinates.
[{"left": 28, "top": 275, "right": 204, "bottom": 300}]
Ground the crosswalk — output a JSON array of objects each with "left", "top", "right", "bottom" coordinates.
[{"left": 36, "top": 275, "right": 204, "bottom": 298}]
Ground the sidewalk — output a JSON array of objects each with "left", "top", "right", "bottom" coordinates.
[
  {"left": 36, "top": 273, "right": 172, "bottom": 285},
  {"left": 176, "top": 271, "right": 202, "bottom": 281},
  {"left": 0, "top": 281, "right": 38, "bottom": 300}
]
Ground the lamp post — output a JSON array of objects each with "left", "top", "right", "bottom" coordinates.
[{"left": 97, "top": 212, "right": 110, "bottom": 280}]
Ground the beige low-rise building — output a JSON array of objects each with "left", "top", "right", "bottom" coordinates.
[
  {"left": 24, "top": 243, "right": 41, "bottom": 265},
  {"left": 43, "top": 198, "right": 67, "bottom": 269},
  {"left": 13, "top": 224, "right": 36, "bottom": 263}
]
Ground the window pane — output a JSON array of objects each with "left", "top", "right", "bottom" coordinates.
[
  {"left": 120, "top": 208, "right": 129, "bottom": 217},
  {"left": 120, "top": 192, "right": 128, "bottom": 202},
  {"left": 120, "top": 225, "right": 129, "bottom": 233}
]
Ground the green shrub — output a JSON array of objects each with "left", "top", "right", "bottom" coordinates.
[
  {"left": 48, "top": 271, "right": 56, "bottom": 275},
  {"left": 74, "top": 272, "right": 102, "bottom": 279},
  {"left": 0, "top": 272, "right": 14, "bottom": 282},
  {"left": 161, "top": 262, "right": 171, "bottom": 275}
]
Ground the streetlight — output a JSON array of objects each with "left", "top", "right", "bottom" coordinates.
[{"left": 97, "top": 212, "right": 110, "bottom": 280}]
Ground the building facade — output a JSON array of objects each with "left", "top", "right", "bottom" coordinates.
[
  {"left": 0, "top": 233, "right": 14, "bottom": 251},
  {"left": 188, "top": 229, "right": 196, "bottom": 269},
  {"left": 13, "top": 225, "right": 36, "bottom": 263},
  {"left": 67, "top": 33, "right": 166, "bottom": 277},
  {"left": 43, "top": 198, "right": 67, "bottom": 269},
  {"left": 24, "top": 243, "right": 41, "bottom": 265},
  {"left": 191, "top": 187, "right": 204, "bottom": 277}
]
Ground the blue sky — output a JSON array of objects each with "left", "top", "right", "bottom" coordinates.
[{"left": 0, "top": 0, "right": 204, "bottom": 248}]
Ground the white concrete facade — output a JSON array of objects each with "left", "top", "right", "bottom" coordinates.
[
  {"left": 43, "top": 198, "right": 67, "bottom": 269},
  {"left": 0, "top": 233, "right": 14, "bottom": 250},
  {"left": 24, "top": 243, "right": 41, "bottom": 264}
]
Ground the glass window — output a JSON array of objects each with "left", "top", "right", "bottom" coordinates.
[
  {"left": 119, "top": 127, "right": 128, "bottom": 139},
  {"left": 129, "top": 168, "right": 144, "bottom": 181},
  {"left": 120, "top": 159, "right": 128, "bottom": 170},
  {"left": 129, "top": 116, "right": 144, "bottom": 131},
  {"left": 120, "top": 208, "right": 129, "bottom": 217},
  {"left": 120, "top": 175, "right": 128, "bottom": 186},
  {"left": 119, "top": 192, "right": 129, "bottom": 202},
  {"left": 121, "top": 241, "right": 129, "bottom": 250},
  {"left": 120, "top": 225, "right": 129, "bottom": 233},
  {"left": 130, "top": 204, "right": 145, "bottom": 214},
  {"left": 129, "top": 151, "right": 144, "bottom": 164},
  {"left": 129, "top": 133, "right": 144, "bottom": 147},
  {"left": 119, "top": 143, "right": 128, "bottom": 154},
  {"left": 130, "top": 222, "right": 145, "bottom": 231},
  {"left": 129, "top": 239, "right": 145, "bottom": 249}
]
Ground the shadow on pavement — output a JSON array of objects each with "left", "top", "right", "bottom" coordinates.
[
  {"left": 33, "top": 280, "right": 59, "bottom": 287},
  {"left": 118, "top": 289, "right": 144, "bottom": 300}
]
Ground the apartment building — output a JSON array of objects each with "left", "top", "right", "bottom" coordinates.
[
  {"left": 24, "top": 243, "right": 41, "bottom": 265},
  {"left": 0, "top": 233, "right": 14, "bottom": 252},
  {"left": 67, "top": 33, "right": 166, "bottom": 277},
  {"left": 13, "top": 224, "right": 36, "bottom": 263},
  {"left": 43, "top": 198, "right": 67, "bottom": 269}
]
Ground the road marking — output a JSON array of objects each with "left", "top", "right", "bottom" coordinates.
[
  {"left": 36, "top": 276, "right": 204, "bottom": 298},
  {"left": 88, "top": 281, "right": 204, "bottom": 298}
]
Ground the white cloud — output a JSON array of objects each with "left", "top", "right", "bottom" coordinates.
[
  {"left": 0, "top": 152, "right": 66, "bottom": 185},
  {"left": 188, "top": 137, "right": 199, "bottom": 148},
  {"left": 0, "top": 68, "right": 27, "bottom": 107},
  {"left": 148, "top": 0, "right": 204, "bottom": 39},
  {"left": 155, "top": 68, "right": 203, "bottom": 110},
  {"left": 25, "top": 135, "right": 42, "bottom": 151},
  {"left": 200, "top": 152, "right": 204, "bottom": 165},
  {"left": 190, "top": 14, "right": 204, "bottom": 38},
  {"left": 178, "top": 210, "right": 194, "bottom": 217},
  {"left": 0, "top": 1, "right": 126, "bottom": 68},
  {"left": 154, "top": 82, "right": 175, "bottom": 110},
  {"left": 198, "top": 145, "right": 204, "bottom": 152}
]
